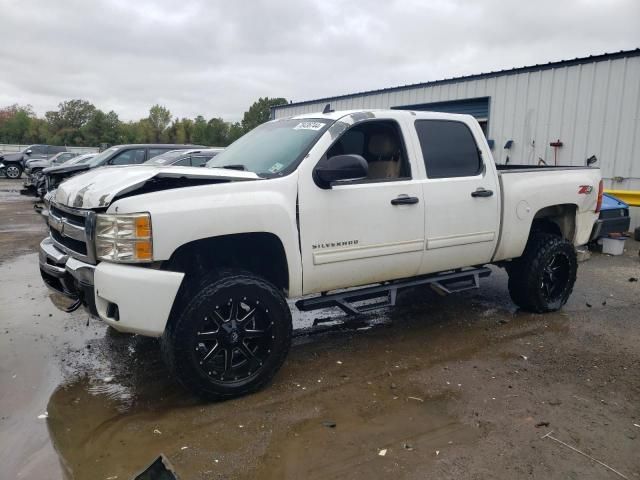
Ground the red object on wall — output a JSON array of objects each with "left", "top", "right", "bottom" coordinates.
[{"left": 550, "top": 139, "right": 563, "bottom": 165}]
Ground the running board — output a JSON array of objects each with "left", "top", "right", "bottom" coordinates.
[{"left": 296, "top": 267, "right": 491, "bottom": 315}]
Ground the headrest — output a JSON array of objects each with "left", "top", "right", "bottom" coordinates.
[{"left": 368, "top": 133, "right": 397, "bottom": 157}]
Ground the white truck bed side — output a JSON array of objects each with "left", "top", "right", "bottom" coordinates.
[{"left": 493, "top": 167, "right": 600, "bottom": 261}]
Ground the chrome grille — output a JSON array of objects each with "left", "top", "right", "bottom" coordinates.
[{"left": 48, "top": 202, "right": 96, "bottom": 264}]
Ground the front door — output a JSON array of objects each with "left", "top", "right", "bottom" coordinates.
[
  {"left": 411, "top": 119, "right": 500, "bottom": 274},
  {"left": 298, "top": 117, "right": 425, "bottom": 295}
]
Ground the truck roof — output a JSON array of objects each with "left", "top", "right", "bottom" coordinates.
[{"left": 289, "top": 109, "right": 475, "bottom": 122}]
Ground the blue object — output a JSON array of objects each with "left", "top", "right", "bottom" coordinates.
[{"left": 600, "top": 192, "right": 629, "bottom": 210}]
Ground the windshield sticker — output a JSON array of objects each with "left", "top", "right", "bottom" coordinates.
[
  {"left": 293, "top": 121, "right": 324, "bottom": 131},
  {"left": 268, "top": 162, "right": 284, "bottom": 173}
]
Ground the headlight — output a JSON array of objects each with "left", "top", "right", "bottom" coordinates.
[{"left": 95, "top": 212, "right": 153, "bottom": 262}]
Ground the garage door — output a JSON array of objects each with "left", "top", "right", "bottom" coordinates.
[{"left": 393, "top": 97, "right": 490, "bottom": 134}]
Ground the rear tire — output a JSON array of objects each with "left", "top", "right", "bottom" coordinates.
[
  {"left": 161, "top": 269, "right": 292, "bottom": 401},
  {"left": 507, "top": 233, "right": 577, "bottom": 313},
  {"left": 5, "top": 164, "right": 22, "bottom": 179}
]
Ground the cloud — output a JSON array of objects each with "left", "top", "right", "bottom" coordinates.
[{"left": 0, "top": 0, "right": 638, "bottom": 121}]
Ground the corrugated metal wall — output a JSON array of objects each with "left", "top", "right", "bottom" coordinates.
[{"left": 274, "top": 54, "right": 640, "bottom": 228}]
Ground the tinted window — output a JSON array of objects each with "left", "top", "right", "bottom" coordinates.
[
  {"left": 174, "top": 156, "right": 191, "bottom": 166},
  {"left": 30, "top": 145, "right": 46, "bottom": 154},
  {"left": 148, "top": 148, "right": 172, "bottom": 159},
  {"left": 110, "top": 148, "right": 146, "bottom": 165},
  {"left": 191, "top": 155, "right": 211, "bottom": 167},
  {"left": 415, "top": 120, "right": 481, "bottom": 178}
]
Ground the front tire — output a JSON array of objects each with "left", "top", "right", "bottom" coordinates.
[
  {"left": 507, "top": 233, "right": 577, "bottom": 313},
  {"left": 161, "top": 269, "right": 292, "bottom": 401},
  {"left": 5, "top": 164, "right": 22, "bottom": 179}
]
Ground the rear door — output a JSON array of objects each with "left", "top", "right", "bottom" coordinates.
[{"left": 411, "top": 118, "right": 500, "bottom": 274}]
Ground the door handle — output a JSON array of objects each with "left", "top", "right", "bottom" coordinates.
[
  {"left": 391, "top": 195, "right": 420, "bottom": 205},
  {"left": 471, "top": 188, "right": 493, "bottom": 198}
]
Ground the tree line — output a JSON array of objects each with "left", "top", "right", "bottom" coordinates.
[{"left": 0, "top": 97, "right": 287, "bottom": 147}]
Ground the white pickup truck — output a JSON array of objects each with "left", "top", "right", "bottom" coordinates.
[{"left": 39, "top": 109, "right": 602, "bottom": 400}]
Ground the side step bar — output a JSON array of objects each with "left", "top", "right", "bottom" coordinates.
[{"left": 296, "top": 267, "right": 491, "bottom": 315}]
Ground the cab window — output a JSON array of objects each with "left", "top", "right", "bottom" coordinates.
[
  {"left": 326, "top": 120, "right": 410, "bottom": 181},
  {"left": 415, "top": 120, "right": 482, "bottom": 178},
  {"left": 110, "top": 148, "right": 146, "bottom": 165}
]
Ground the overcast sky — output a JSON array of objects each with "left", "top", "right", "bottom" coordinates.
[{"left": 1, "top": 0, "right": 638, "bottom": 121}]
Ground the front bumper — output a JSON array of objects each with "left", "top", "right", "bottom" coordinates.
[
  {"left": 39, "top": 237, "right": 184, "bottom": 337},
  {"left": 39, "top": 237, "right": 98, "bottom": 315}
]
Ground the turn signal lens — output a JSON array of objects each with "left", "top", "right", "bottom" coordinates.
[{"left": 135, "top": 216, "right": 151, "bottom": 238}]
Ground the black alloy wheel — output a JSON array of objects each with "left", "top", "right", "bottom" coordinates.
[
  {"left": 193, "top": 297, "right": 274, "bottom": 382},
  {"left": 162, "top": 269, "right": 292, "bottom": 401}
]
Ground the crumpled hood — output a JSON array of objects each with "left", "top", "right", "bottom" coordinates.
[
  {"left": 54, "top": 165, "right": 260, "bottom": 209},
  {"left": 25, "top": 159, "right": 50, "bottom": 169},
  {"left": 44, "top": 163, "right": 89, "bottom": 175}
]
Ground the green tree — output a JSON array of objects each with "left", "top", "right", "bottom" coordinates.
[
  {"left": 148, "top": 105, "right": 172, "bottom": 142},
  {"left": 192, "top": 115, "right": 208, "bottom": 145},
  {"left": 206, "top": 117, "right": 230, "bottom": 146},
  {"left": 0, "top": 104, "right": 35, "bottom": 143},
  {"left": 80, "top": 110, "right": 122, "bottom": 146},
  {"left": 240, "top": 97, "right": 287, "bottom": 132},
  {"left": 227, "top": 121, "right": 245, "bottom": 144}
]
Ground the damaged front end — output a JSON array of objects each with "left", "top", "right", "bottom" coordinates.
[
  {"left": 39, "top": 166, "right": 258, "bottom": 319},
  {"left": 39, "top": 203, "right": 98, "bottom": 315}
]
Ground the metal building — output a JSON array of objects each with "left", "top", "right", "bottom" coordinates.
[{"left": 272, "top": 49, "right": 640, "bottom": 227}]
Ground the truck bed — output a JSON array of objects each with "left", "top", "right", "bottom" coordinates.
[{"left": 492, "top": 165, "right": 601, "bottom": 261}]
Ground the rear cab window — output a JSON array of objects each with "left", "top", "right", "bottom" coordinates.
[{"left": 414, "top": 120, "right": 482, "bottom": 178}]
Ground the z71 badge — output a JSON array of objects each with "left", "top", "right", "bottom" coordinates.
[{"left": 578, "top": 185, "right": 593, "bottom": 194}]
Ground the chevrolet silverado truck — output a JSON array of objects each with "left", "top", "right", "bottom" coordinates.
[{"left": 39, "top": 109, "right": 602, "bottom": 400}]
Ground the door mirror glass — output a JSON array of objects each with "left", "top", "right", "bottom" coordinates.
[
  {"left": 313, "top": 154, "right": 368, "bottom": 189},
  {"left": 25, "top": 150, "right": 32, "bottom": 155}
]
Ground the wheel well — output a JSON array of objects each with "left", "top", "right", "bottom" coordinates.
[
  {"left": 531, "top": 204, "right": 576, "bottom": 241},
  {"left": 164, "top": 232, "right": 289, "bottom": 294}
]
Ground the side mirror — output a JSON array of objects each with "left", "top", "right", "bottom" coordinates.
[
  {"left": 313, "top": 154, "right": 368, "bottom": 189},
  {"left": 25, "top": 150, "right": 32, "bottom": 155}
]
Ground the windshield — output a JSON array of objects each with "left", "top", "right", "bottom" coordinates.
[
  {"left": 144, "top": 150, "right": 185, "bottom": 165},
  {"left": 87, "top": 147, "right": 120, "bottom": 167},
  {"left": 206, "top": 118, "right": 332, "bottom": 176},
  {"left": 66, "top": 154, "right": 96, "bottom": 166}
]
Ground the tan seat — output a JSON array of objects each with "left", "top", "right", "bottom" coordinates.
[{"left": 366, "top": 133, "right": 401, "bottom": 179}]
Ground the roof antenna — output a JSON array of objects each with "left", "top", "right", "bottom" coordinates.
[{"left": 322, "top": 103, "right": 334, "bottom": 114}]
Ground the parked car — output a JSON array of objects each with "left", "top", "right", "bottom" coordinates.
[
  {"left": 42, "top": 144, "right": 204, "bottom": 193},
  {"left": 26, "top": 151, "right": 80, "bottom": 171},
  {"left": 144, "top": 148, "right": 224, "bottom": 167},
  {"left": 33, "top": 153, "right": 97, "bottom": 199},
  {"left": 21, "top": 152, "right": 81, "bottom": 196},
  {"left": 591, "top": 193, "right": 631, "bottom": 238},
  {"left": 0, "top": 144, "right": 67, "bottom": 179},
  {"left": 38, "top": 109, "right": 601, "bottom": 400}
]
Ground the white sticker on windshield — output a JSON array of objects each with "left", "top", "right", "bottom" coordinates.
[
  {"left": 293, "top": 122, "right": 324, "bottom": 131},
  {"left": 268, "top": 162, "right": 284, "bottom": 173}
]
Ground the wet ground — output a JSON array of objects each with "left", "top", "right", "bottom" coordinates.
[{"left": 0, "top": 177, "right": 639, "bottom": 480}]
